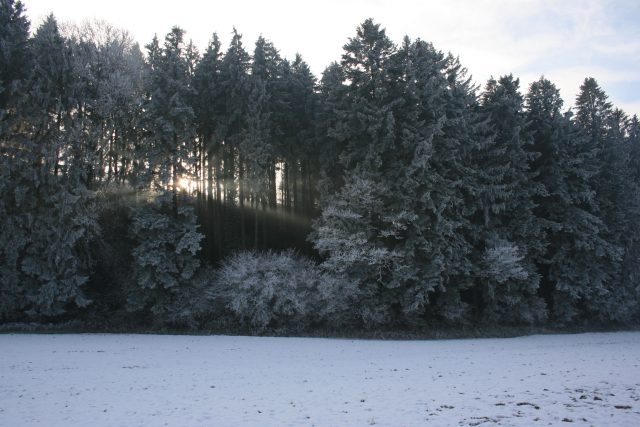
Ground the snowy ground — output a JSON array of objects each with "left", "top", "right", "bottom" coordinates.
[{"left": 0, "top": 332, "right": 639, "bottom": 426}]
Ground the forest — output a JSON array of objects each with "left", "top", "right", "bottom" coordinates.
[{"left": 1, "top": 0, "right": 639, "bottom": 333}]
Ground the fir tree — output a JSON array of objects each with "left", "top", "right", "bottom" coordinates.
[
  {"left": 141, "top": 27, "right": 196, "bottom": 196},
  {"left": 192, "top": 32, "right": 224, "bottom": 199},
  {"left": 312, "top": 20, "right": 408, "bottom": 326},
  {"left": 126, "top": 192, "right": 203, "bottom": 323},
  {"left": 574, "top": 78, "right": 637, "bottom": 321},
  {"left": 473, "top": 75, "right": 546, "bottom": 323},
  {"left": 527, "top": 77, "right": 617, "bottom": 323},
  {"left": 1, "top": 11, "right": 100, "bottom": 321},
  {"left": 218, "top": 28, "right": 250, "bottom": 205},
  {"left": 0, "top": 0, "right": 30, "bottom": 121}
]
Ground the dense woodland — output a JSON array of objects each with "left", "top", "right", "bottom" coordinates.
[{"left": 1, "top": 0, "right": 639, "bottom": 332}]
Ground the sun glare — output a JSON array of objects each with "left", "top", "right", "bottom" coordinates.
[{"left": 178, "top": 177, "right": 195, "bottom": 193}]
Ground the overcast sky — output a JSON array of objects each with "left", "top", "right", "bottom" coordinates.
[{"left": 23, "top": 0, "right": 640, "bottom": 116}]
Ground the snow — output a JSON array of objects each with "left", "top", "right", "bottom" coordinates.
[{"left": 1, "top": 332, "right": 639, "bottom": 426}]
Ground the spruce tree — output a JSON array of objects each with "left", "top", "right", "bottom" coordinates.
[
  {"left": 287, "top": 54, "right": 318, "bottom": 216},
  {"left": 311, "top": 20, "right": 408, "bottom": 326},
  {"left": 1, "top": 11, "right": 100, "bottom": 321},
  {"left": 126, "top": 192, "right": 203, "bottom": 323},
  {"left": 527, "top": 77, "right": 617, "bottom": 323},
  {"left": 192, "top": 33, "right": 224, "bottom": 199},
  {"left": 0, "top": 0, "right": 30, "bottom": 121},
  {"left": 127, "top": 27, "right": 203, "bottom": 322},
  {"left": 388, "top": 37, "right": 473, "bottom": 321},
  {"left": 218, "top": 28, "right": 250, "bottom": 206},
  {"left": 140, "top": 27, "right": 196, "bottom": 195},
  {"left": 574, "top": 78, "right": 637, "bottom": 321},
  {"left": 316, "top": 62, "right": 348, "bottom": 195},
  {"left": 473, "top": 75, "right": 546, "bottom": 323}
]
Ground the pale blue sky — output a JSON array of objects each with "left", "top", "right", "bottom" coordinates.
[{"left": 24, "top": 0, "right": 640, "bottom": 116}]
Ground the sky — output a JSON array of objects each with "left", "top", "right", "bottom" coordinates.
[{"left": 22, "top": 0, "right": 640, "bottom": 116}]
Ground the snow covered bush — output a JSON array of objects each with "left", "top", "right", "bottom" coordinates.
[{"left": 213, "top": 250, "right": 355, "bottom": 332}]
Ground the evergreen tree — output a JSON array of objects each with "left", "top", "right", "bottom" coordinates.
[
  {"left": 25, "top": 14, "right": 74, "bottom": 175},
  {"left": 574, "top": 78, "right": 637, "bottom": 321},
  {"left": 126, "top": 27, "right": 204, "bottom": 323},
  {"left": 316, "top": 62, "right": 348, "bottom": 195},
  {"left": 218, "top": 28, "right": 250, "bottom": 205},
  {"left": 2, "top": 8, "right": 639, "bottom": 329},
  {"left": 311, "top": 20, "right": 408, "bottom": 326},
  {"left": 0, "top": 0, "right": 30, "bottom": 122},
  {"left": 192, "top": 32, "right": 224, "bottom": 199},
  {"left": 473, "top": 75, "right": 546, "bottom": 323},
  {"left": 628, "top": 115, "right": 640, "bottom": 182},
  {"left": 126, "top": 193, "right": 203, "bottom": 323},
  {"left": 1, "top": 11, "right": 100, "bottom": 321},
  {"left": 625, "top": 114, "right": 640, "bottom": 321},
  {"left": 243, "top": 75, "right": 272, "bottom": 249},
  {"left": 387, "top": 37, "right": 473, "bottom": 322},
  {"left": 192, "top": 33, "right": 225, "bottom": 260},
  {"left": 141, "top": 27, "right": 196, "bottom": 196},
  {"left": 243, "top": 37, "right": 277, "bottom": 246},
  {"left": 0, "top": 176, "right": 99, "bottom": 319},
  {"left": 527, "top": 77, "right": 617, "bottom": 323},
  {"left": 404, "top": 46, "right": 480, "bottom": 322},
  {"left": 287, "top": 54, "right": 318, "bottom": 216}
]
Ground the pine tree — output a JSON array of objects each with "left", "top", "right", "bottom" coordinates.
[
  {"left": 123, "top": 27, "right": 204, "bottom": 323},
  {"left": 287, "top": 54, "right": 318, "bottom": 216},
  {"left": 192, "top": 32, "right": 224, "bottom": 199},
  {"left": 126, "top": 192, "right": 203, "bottom": 323},
  {"left": 393, "top": 41, "right": 487, "bottom": 323},
  {"left": 625, "top": 114, "right": 640, "bottom": 321},
  {"left": 218, "top": 28, "right": 250, "bottom": 206},
  {"left": 527, "top": 77, "right": 617, "bottom": 323},
  {"left": 192, "top": 33, "right": 225, "bottom": 260},
  {"left": 0, "top": 0, "right": 31, "bottom": 318},
  {"left": 24, "top": 14, "right": 74, "bottom": 176},
  {"left": 388, "top": 37, "right": 472, "bottom": 321},
  {"left": 574, "top": 78, "right": 637, "bottom": 321},
  {"left": 473, "top": 75, "right": 546, "bottom": 323},
  {"left": 311, "top": 20, "right": 409, "bottom": 326},
  {"left": 243, "top": 75, "right": 272, "bottom": 249},
  {"left": 337, "top": 19, "right": 398, "bottom": 174},
  {"left": 1, "top": 11, "right": 100, "bottom": 321},
  {"left": 141, "top": 27, "right": 196, "bottom": 196},
  {"left": 316, "top": 62, "right": 348, "bottom": 195},
  {"left": 0, "top": 0, "right": 30, "bottom": 122},
  {"left": 242, "top": 36, "right": 282, "bottom": 248}
]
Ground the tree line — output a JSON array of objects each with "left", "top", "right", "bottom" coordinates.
[{"left": 1, "top": 0, "right": 639, "bottom": 331}]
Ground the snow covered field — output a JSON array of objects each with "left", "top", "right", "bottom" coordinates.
[{"left": 1, "top": 332, "right": 639, "bottom": 426}]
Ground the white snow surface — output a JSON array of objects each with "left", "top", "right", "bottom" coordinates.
[{"left": 1, "top": 332, "right": 639, "bottom": 426}]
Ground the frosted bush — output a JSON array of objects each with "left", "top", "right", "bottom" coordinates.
[{"left": 213, "top": 250, "right": 355, "bottom": 332}]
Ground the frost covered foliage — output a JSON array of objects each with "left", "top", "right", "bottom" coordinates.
[
  {"left": 479, "top": 237, "right": 546, "bottom": 323},
  {"left": 214, "top": 250, "right": 354, "bottom": 332},
  {"left": 159, "top": 266, "right": 217, "bottom": 329},
  {"left": 2, "top": 5, "right": 640, "bottom": 331},
  {"left": 126, "top": 192, "right": 204, "bottom": 324},
  {"left": 312, "top": 175, "right": 410, "bottom": 326},
  {"left": 0, "top": 167, "right": 99, "bottom": 320}
]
